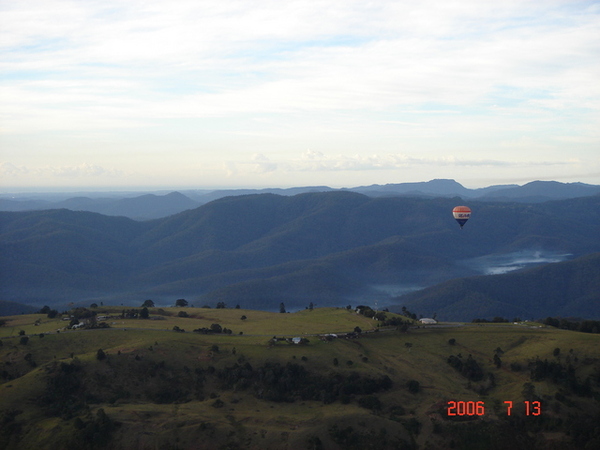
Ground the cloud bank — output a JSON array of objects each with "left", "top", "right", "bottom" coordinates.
[{"left": 1, "top": 0, "right": 599, "bottom": 188}]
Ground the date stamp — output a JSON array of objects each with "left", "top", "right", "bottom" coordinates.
[{"left": 447, "top": 400, "right": 541, "bottom": 416}]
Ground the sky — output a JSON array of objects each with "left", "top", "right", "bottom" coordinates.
[{"left": 1, "top": 0, "right": 599, "bottom": 191}]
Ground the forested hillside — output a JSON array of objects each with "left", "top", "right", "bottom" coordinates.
[
  {"left": 391, "top": 252, "right": 600, "bottom": 321},
  {"left": 1, "top": 192, "right": 599, "bottom": 318}
]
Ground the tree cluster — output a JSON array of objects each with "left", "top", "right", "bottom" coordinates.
[
  {"left": 193, "top": 323, "right": 233, "bottom": 334},
  {"left": 471, "top": 317, "right": 509, "bottom": 323},
  {"left": 39, "top": 305, "right": 59, "bottom": 318},
  {"left": 400, "top": 306, "right": 417, "bottom": 320},
  {"left": 447, "top": 354, "right": 484, "bottom": 381},
  {"left": 215, "top": 361, "right": 393, "bottom": 405},
  {"left": 355, "top": 305, "right": 388, "bottom": 321},
  {"left": 528, "top": 358, "right": 593, "bottom": 397},
  {"left": 543, "top": 317, "right": 600, "bottom": 334}
]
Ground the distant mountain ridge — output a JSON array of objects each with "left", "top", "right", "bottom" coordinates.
[
  {"left": 1, "top": 180, "right": 598, "bottom": 219},
  {"left": 1, "top": 191, "right": 599, "bottom": 319},
  {"left": 0, "top": 191, "right": 199, "bottom": 220}
]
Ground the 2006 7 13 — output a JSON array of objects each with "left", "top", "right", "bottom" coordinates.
[{"left": 447, "top": 400, "right": 541, "bottom": 416}]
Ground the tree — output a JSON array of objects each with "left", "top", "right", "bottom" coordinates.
[
  {"left": 178, "top": 311, "right": 189, "bottom": 318},
  {"left": 354, "top": 326, "right": 362, "bottom": 334},
  {"left": 20, "top": 336, "right": 29, "bottom": 345},
  {"left": 175, "top": 299, "right": 188, "bottom": 307},
  {"left": 142, "top": 299, "right": 155, "bottom": 308},
  {"left": 240, "top": 315, "right": 247, "bottom": 320},
  {"left": 279, "top": 302, "right": 286, "bottom": 314},
  {"left": 308, "top": 302, "right": 314, "bottom": 311},
  {"left": 407, "top": 380, "right": 420, "bottom": 393},
  {"left": 90, "top": 303, "right": 98, "bottom": 308},
  {"left": 493, "top": 353, "right": 502, "bottom": 368},
  {"left": 97, "top": 349, "right": 106, "bottom": 361},
  {"left": 140, "top": 307, "right": 149, "bottom": 319},
  {"left": 216, "top": 302, "right": 226, "bottom": 309}
]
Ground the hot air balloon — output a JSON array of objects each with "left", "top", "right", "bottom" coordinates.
[{"left": 452, "top": 206, "right": 471, "bottom": 229}]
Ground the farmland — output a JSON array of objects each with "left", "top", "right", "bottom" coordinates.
[{"left": 1, "top": 307, "right": 600, "bottom": 449}]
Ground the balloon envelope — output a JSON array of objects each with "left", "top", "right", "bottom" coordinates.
[{"left": 452, "top": 206, "right": 471, "bottom": 228}]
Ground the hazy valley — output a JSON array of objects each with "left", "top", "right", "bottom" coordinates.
[{"left": 1, "top": 180, "right": 599, "bottom": 321}]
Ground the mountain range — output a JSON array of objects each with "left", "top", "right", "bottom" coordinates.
[
  {"left": 2, "top": 179, "right": 599, "bottom": 220},
  {"left": 1, "top": 189, "right": 599, "bottom": 319}
]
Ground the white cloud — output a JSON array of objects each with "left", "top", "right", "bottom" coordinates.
[
  {"left": 225, "top": 150, "right": 579, "bottom": 175},
  {"left": 0, "top": 161, "right": 123, "bottom": 178},
  {"left": 1, "top": 0, "right": 598, "bottom": 188},
  {"left": 0, "top": 161, "right": 29, "bottom": 175}
]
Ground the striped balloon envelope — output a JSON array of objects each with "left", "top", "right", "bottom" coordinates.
[{"left": 452, "top": 206, "right": 471, "bottom": 229}]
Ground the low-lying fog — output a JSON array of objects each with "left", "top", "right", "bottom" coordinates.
[{"left": 461, "top": 250, "right": 572, "bottom": 275}]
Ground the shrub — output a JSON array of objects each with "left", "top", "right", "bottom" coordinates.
[
  {"left": 407, "top": 380, "right": 420, "bottom": 393},
  {"left": 357, "top": 395, "right": 382, "bottom": 411}
]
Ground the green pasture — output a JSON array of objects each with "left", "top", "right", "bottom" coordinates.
[{"left": 2, "top": 307, "right": 600, "bottom": 450}]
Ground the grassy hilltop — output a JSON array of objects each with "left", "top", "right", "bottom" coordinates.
[{"left": 1, "top": 307, "right": 599, "bottom": 449}]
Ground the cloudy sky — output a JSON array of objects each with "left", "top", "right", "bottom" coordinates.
[{"left": 1, "top": 0, "right": 599, "bottom": 190}]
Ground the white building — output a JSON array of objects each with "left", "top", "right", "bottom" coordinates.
[{"left": 419, "top": 318, "right": 437, "bottom": 324}]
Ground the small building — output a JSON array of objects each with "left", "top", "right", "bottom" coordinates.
[{"left": 419, "top": 318, "right": 437, "bottom": 324}]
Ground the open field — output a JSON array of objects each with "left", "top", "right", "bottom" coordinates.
[
  {"left": 2, "top": 307, "right": 600, "bottom": 449},
  {"left": 0, "top": 307, "right": 380, "bottom": 338}
]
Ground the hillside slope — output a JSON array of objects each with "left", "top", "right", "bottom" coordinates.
[
  {"left": 1, "top": 308, "right": 599, "bottom": 449},
  {"left": 391, "top": 252, "right": 600, "bottom": 321}
]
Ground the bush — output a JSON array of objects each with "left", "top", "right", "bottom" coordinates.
[
  {"left": 407, "top": 380, "right": 420, "bottom": 393},
  {"left": 97, "top": 349, "right": 106, "bottom": 361},
  {"left": 357, "top": 395, "right": 382, "bottom": 411}
]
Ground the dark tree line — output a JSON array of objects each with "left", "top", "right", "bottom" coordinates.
[
  {"left": 528, "top": 358, "right": 594, "bottom": 397},
  {"left": 543, "top": 317, "right": 600, "bottom": 334},
  {"left": 216, "top": 361, "right": 393, "bottom": 404}
]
